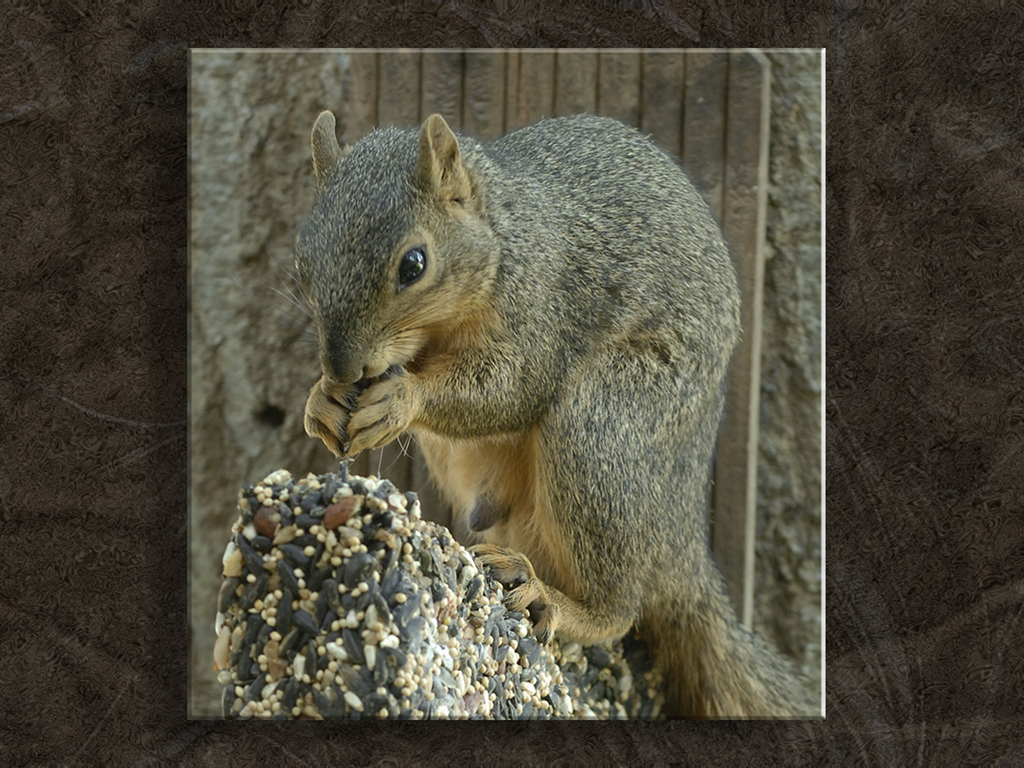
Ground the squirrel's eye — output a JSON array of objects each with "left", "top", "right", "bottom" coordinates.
[{"left": 398, "top": 246, "right": 427, "bottom": 288}]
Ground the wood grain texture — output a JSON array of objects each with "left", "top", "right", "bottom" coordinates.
[
  {"left": 682, "top": 50, "right": 729, "bottom": 219},
  {"left": 378, "top": 49, "right": 421, "bottom": 127},
  {"left": 344, "top": 50, "right": 379, "bottom": 143},
  {"left": 641, "top": 50, "right": 685, "bottom": 158},
  {"left": 420, "top": 49, "right": 464, "bottom": 128},
  {"left": 713, "top": 50, "right": 771, "bottom": 627},
  {"left": 463, "top": 50, "right": 507, "bottom": 140},
  {"left": 505, "top": 49, "right": 556, "bottom": 131},
  {"left": 555, "top": 49, "right": 598, "bottom": 116},
  {"left": 597, "top": 50, "right": 642, "bottom": 126}
]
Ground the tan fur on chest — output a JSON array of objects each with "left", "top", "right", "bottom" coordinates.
[{"left": 415, "top": 429, "right": 575, "bottom": 598}]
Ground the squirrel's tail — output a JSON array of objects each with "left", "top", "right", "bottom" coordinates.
[{"left": 648, "top": 566, "right": 819, "bottom": 719}]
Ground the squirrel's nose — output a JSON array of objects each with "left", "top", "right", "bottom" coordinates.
[
  {"left": 321, "top": 363, "right": 364, "bottom": 388},
  {"left": 320, "top": 345, "right": 366, "bottom": 386}
]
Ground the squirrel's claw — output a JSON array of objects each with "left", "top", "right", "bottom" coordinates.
[
  {"left": 471, "top": 544, "right": 559, "bottom": 644},
  {"left": 346, "top": 371, "right": 415, "bottom": 455},
  {"left": 304, "top": 377, "right": 353, "bottom": 457}
]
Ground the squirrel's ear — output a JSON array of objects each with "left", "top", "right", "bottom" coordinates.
[
  {"left": 311, "top": 110, "right": 350, "bottom": 190},
  {"left": 417, "top": 114, "right": 471, "bottom": 202}
]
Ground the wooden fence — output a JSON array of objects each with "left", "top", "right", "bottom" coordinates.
[{"left": 337, "top": 49, "right": 770, "bottom": 628}]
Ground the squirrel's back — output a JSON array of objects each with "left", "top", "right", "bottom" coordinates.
[
  {"left": 450, "top": 114, "right": 741, "bottom": 404},
  {"left": 488, "top": 115, "right": 736, "bottom": 320}
]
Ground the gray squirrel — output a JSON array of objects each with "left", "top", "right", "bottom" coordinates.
[{"left": 297, "top": 111, "right": 816, "bottom": 717}]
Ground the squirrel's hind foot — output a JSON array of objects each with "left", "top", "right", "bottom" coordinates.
[{"left": 471, "top": 544, "right": 559, "bottom": 644}]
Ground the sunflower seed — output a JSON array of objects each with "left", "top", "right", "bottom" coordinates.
[
  {"left": 218, "top": 576, "right": 242, "bottom": 613},
  {"left": 293, "top": 608, "right": 319, "bottom": 637},
  {"left": 343, "top": 551, "right": 375, "bottom": 589},
  {"left": 279, "top": 543, "right": 310, "bottom": 570},
  {"left": 276, "top": 561, "right": 300, "bottom": 595},
  {"left": 296, "top": 513, "right": 318, "bottom": 531},
  {"left": 342, "top": 628, "right": 364, "bottom": 665},
  {"left": 236, "top": 534, "right": 265, "bottom": 576},
  {"left": 276, "top": 589, "right": 293, "bottom": 633}
]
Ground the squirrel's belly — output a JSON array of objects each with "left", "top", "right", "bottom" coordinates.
[
  {"left": 416, "top": 429, "right": 539, "bottom": 525},
  {"left": 417, "top": 428, "right": 575, "bottom": 597}
]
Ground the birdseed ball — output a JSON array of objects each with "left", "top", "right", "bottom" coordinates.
[{"left": 215, "top": 466, "right": 662, "bottom": 719}]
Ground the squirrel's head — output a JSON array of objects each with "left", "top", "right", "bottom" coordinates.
[{"left": 295, "top": 111, "right": 499, "bottom": 387}]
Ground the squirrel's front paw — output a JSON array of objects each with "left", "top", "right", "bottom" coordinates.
[
  {"left": 471, "top": 544, "right": 560, "bottom": 644},
  {"left": 346, "top": 368, "right": 418, "bottom": 456},
  {"left": 304, "top": 377, "right": 357, "bottom": 457}
]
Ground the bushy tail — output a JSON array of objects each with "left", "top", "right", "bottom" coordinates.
[{"left": 648, "top": 570, "right": 819, "bottom": 719}]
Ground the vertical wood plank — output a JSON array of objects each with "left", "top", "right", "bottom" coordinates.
[
  {"left": 712, "top": 50, "right": 771, "bottom": 629},
  {"left": 680, "top": 50, "right": 728, "bottom": 574},
  {"left": 342, "top": 50, "right": 378, "bottom": 145},
  {"left": 463, "top": 50, "right": 506, "bottom": 140},
  {"left": 421, "top": 50, "right": 464, "bottom": 129},
  {"left": 597, "top": 50, "right": 642, "bottom": 127},
  {"left": 640, "top": 50, "right": 685, "bottom": 158},
  {"left": 378, "top": 49, "right": 421, "bottom": 128},
  {"left": 554, "top": 50, "right": 598, "bottom": 117},
  {"left": 505, "top": 49, "right": 555, "bottom": 132},
  {"left": 682, "top": 50, "right": 729, "bottom": 220}
]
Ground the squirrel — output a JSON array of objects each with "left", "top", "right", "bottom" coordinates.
[{"left": 296, "top": 110, "right": 817, "bottom": 718}]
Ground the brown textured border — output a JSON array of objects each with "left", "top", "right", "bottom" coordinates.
[{"left": 2, "top": 1, "right": 1023, "bottom": 763}]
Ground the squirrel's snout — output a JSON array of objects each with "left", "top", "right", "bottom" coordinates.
[
  {"left": 319, "top": 331, "right": 371, "bottom": 385},
  {"left": 319, "top": 353, "right": 364, "bottom": 387}
]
